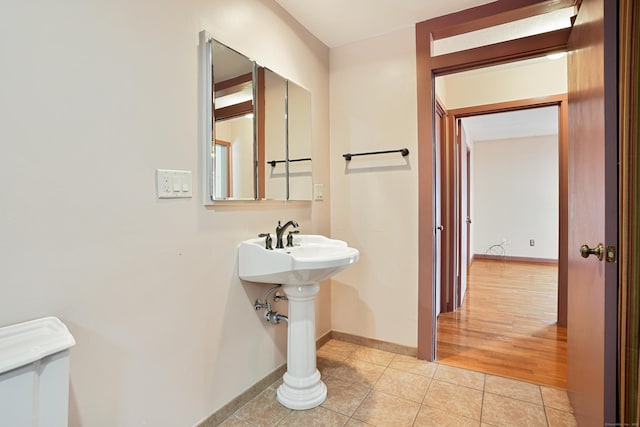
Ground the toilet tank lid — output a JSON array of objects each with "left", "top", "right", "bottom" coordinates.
[{"left": 0, "top": 316, "right": 76, "bottom": 375}]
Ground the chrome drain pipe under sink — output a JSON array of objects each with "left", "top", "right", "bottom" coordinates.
[{"left": 254, "top": 284, "right": 288, "bottom": 325}]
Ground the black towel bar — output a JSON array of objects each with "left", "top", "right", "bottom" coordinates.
[
  {"left": 343, "top": 148, "right": 409, "bottom": 161},
  {"left": 267, "top": 158, "right": 312, "bottom": 167}
]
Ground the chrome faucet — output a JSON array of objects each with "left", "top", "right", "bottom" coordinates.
[{"left": 275, "top": 220, "right": 298, "bottom": 249}]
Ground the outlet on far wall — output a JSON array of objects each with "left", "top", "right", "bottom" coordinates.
[{"left": 530, "top": 239, "right": 535, "bottom": 246}]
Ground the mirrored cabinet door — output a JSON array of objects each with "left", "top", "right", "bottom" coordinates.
[
  {"left": 287, "top": 81, "right": 312, "bottom": 201},
  {"left": 258, "top": 68, "right": 287, "bottom": 200},
  {"left": 203, "top": 32, "right": 314, "bottom": 203},
  {"left": 211, "top": 40, "right": 256, "bottom": 200}
]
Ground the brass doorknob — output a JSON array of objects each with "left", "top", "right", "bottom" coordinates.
[{"left": 580, "top": 243, "right": 604, "bottom": 261}]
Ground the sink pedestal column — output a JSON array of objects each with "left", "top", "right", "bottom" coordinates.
[{"left": 277, "top": 282, "right": 326, "bottom": 410}]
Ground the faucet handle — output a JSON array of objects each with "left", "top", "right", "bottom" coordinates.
[
  {"left": 258, "top": 233, "right": 273, "bottom": 250},
  {"left": 286, "top": 230, "right": 300, "bottom": 247}
]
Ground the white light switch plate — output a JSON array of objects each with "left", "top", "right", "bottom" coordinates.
[
  {"left": 313, "top": 184, "right": 324, "bottom": 201},
  {"left": 156, "top": 169, "right": 192, "bottom": 198}
]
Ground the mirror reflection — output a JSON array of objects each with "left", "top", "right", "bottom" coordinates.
[
  {"left": 259, "top": 68, "right": 287, "bottom": 200},
  {"left": 287, "top": 81, "right": 312, "bottom": 200},
  {"left": 212, "top": 40, "right": 255, "bottom": 200},
  {"left": 205, "top": 34, "right": 313, "bottom": 202}
]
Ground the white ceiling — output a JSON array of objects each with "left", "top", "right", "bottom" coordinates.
[
  {"left": 462, "top": 107, "right": 559, "bottom": 142},
  {"left": 272, "top": 0, "right": 566, "bottom": 142},
  {"left": 274, "top": 0, "right": 494, "bottom": 48}
]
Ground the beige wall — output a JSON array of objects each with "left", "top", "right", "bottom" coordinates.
[
  {"left": 330, "top": 27, "right": 419, "bottom": 347},
  {"left": 472, "top": 135, "right": 559, "bottom": 259},
  {"left": 438, "top": 56, "right": 568, "bottom": 109},
  {"left": 0, "top": 0, "right": 329, "bottom": 426},
  {"left": 329, "top": 29, "right": 567, "bottom": 349}
]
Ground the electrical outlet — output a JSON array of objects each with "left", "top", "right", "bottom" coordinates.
[
  {"left": 157, "top": 170, "right": 173, "bottom": 198},
  {"left": 530, "top": 239, "right": 535, "bottom": 246},
  {"left": 157, "top": 169, "right": 192, "bottom": 199}
]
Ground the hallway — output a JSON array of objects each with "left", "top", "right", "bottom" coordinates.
[{"left": 436, "top": 259, "right": 566, "bottom": 388}]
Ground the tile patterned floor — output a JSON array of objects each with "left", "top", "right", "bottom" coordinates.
[{"left": 219, "top": 339, "right": 577, "bottom": 427}]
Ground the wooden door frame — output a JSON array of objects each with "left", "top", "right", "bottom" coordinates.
[
  {"left": 435, "top": 99, "right": 452, "bottom": 314},
  {"left": 214, "top": 139, "right": 233, "bottom": 197},
  {"left": 415, "top": 0, "right": 575, "bottom": 360},
  {"left": 445, "top": 96, "right": 569, "bottom": 324},
  {"left": 456, "top": 120, "right": 469, "bottom": 308},
  {"left": 466, "top": 146, "right": 471, "bottom": 268}
]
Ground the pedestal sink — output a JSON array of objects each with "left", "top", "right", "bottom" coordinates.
[{"left": 238, "top": 235, "right": 359, "bottom": 410}]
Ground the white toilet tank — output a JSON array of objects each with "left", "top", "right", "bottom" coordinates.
[{"left": 0, "top": 317, "right": 76, "bottom": 427}]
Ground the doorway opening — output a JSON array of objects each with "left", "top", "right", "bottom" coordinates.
[
  {"left": 434, "top": 103, "right": 567, "bottom": 387},
  {"left": 437, "top": 99, "right": 567, "bottom": 317},
  {"left": 415, "top": 0, "right": 574, "bottom": 363}
]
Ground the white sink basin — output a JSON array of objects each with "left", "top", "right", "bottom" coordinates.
[
  {"left": 238, "top": 233, "right": 359, "bottom": 410},
  {"left": 238, "top": 235, "right": 359, "bottom": 285}
]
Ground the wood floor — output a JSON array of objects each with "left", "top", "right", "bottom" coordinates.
[{"left": 436, "top": 258, "right": 567, "bottom": 388}]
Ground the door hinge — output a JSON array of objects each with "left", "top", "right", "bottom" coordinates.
[{"left": 606, "top": 245, "right": 617, "bottom": 263}]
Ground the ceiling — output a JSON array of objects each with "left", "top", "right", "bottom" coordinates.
[
  {"left": 462, "top": 107, "right": 559, "bottom": 143},
  {"left": 274, "top": 0, "right": 494, "bottom": 48},
  {"left": 273, "top": 0, "right": 567, "bottom": 142}
]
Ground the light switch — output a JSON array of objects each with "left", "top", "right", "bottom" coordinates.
[
  {"left": 157, "top": 169, "right": 192, "bottom": 199},
  {"left": 313, "top": 184, "right": 324, "bottom": 201}
]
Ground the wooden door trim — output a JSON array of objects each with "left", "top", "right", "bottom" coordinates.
[
  {"left": 426, "top": 0, "right": 577, "bottom": 40},
  {"left": 214, "top": 139, "right": 233, "bottom": 198},
  {"left": 435, "top": 98, "right": 451, "bottom": 313},
  {"left": 432, "top": 28, "right": 572, "bottom": 75},
  {"left": 416, "top": 0, "right": 574, "bottom": 360},
  {"left": 466, "top": 146, "right": 471, "bottom": 269}
]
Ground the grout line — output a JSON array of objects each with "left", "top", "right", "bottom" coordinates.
[
  {"left": 349, "top": 387, "right": 372, "bottom": 426},
  {"left": 479, "top": 382, "right": 486, "bottom": 425}
]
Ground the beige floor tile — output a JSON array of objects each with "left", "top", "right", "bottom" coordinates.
[
  {"left": 388, "top": 354, "right": 438, "bottom": 378},
  {"left": 318, "top": 348, "right": 353, "bottom": 362},
  {"left": 321, "top": 376, "right": 370, "bottom": 416},
  {"left": 373, "top": 367, "right": 430, "bottom": 403},
  {"left": 277, "top": 406, "right": 349, "bottom": 427},
  {"left": 485, "top": 375, "right": 542, "bottom": 404},
  {"left": 352, "top": 390, "right": 421, "bottom": 427},
  {"left": 217, "top": 415, "right": 256, "bottom": 427},
  {"left": 423, "top": 379, "right": 483, "bottom": 420},
  {"left": 350, "top": 346, "right": 396, "bottom": 366},
  {"left": 321, "top": 357, "right": 386, "bottom": 387},
  {"left": 217, "top": 339, "right": 577, "bottom": 427},
  {"left": 541, "top": 386, "right": 574, "bottom": 412},
  {"left": 318, "top": 339, "right": 359, "bottom": 360},
  {"left": 233, "top": 388, "right": 291, "bottom": 427},
  {"left": 482, "top": 392, "right": 547, "bottom": 427},
  {"left": 546, "top": 407, "right": 578, "bottom": 427},
  {"left": 413, "top": 405, "right": 480, "bottom": 427},
  {"left": 434, "top": 364, "right": 485, "bottom": 390},
  {"left": 318, "top": 354, "right": 350, "bottom": 376}
]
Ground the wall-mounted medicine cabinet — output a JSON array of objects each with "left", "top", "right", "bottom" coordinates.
[{"left": 200, "top": 31, "right": 312, "bottom": 202}]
